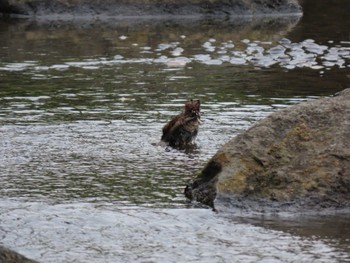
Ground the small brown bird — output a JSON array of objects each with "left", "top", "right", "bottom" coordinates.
[{"left": 161, "top": 99, "right": 201, "bottom": 148}]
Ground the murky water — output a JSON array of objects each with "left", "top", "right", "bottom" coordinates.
[{"left": 1, "top": 0, "right": 350, "bottom": 262}]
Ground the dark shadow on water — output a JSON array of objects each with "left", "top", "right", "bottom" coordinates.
[{"left": 288, "top": 0, "right": 350, "bottom": 43}]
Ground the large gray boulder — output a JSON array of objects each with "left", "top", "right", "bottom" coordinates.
[
  {"left": 0, "top": 0, "right": 301, "bottom": 17},
  {"left": 185, "top": 88, "right": 350, "bottom": 212}
]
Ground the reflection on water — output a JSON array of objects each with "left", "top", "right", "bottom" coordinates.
[
  {"left": 0, "top": 3, "right": 350, "bottom": 262},
  {"left": 0, "top": 16, "right": 349, "bottom": 73},
  {"left": 1, "top": 35, "right": 349, "bottom": 72}
]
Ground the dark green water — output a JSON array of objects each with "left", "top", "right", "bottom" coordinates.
[{"left": 0, "top": 1, "right": 349, "bottom": 262}]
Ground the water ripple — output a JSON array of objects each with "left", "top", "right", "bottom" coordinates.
[
  {"left": 1, "top": 38, "right": 349, "bottom": 73},
  {"left": 1, "top": 200, "right": 348, "bottom": 263}
]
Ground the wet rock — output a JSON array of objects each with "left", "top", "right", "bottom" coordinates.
[
  {"left": 0, "top": 0, "right": 301, "bottom": 17},
  {"left": 185, "top": 88, "right": 350, "bottom": 212},
  {"left": 0, "top": 246, "right": 39, "bottom": 263}
]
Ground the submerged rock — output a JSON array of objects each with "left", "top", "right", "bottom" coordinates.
[
  {"left": 185, "top": 88, "right": 350, "bottom": 212},
  {"left": 0, "top": 0, "right": 301, "bottom": 17}
]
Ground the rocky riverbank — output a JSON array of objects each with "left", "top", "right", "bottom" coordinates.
[
  {"left": 185, "top": 88, "right": 350, "bottom": 212},
  {"left": 0, "top": 0, "right": 301, "bottom": 17}
]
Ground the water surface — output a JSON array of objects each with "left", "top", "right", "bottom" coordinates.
[{"left": 0, "top": 2, "right": 350, "bottom": 262}]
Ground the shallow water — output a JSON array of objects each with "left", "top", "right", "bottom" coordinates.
[
  {"left": 1, "top": 0, "right": 350, "bottom": 262},
  {"left": 1, "top": 200, "right": 349, "bottom": 263}
]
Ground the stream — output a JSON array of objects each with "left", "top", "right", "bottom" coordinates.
[{"left": 1, "top": 0, "right": 350, "bottom": 262}]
